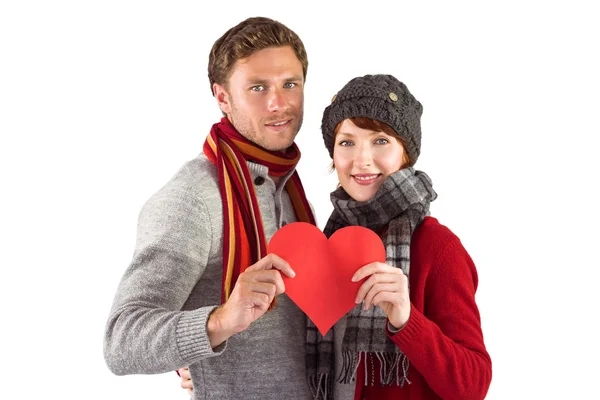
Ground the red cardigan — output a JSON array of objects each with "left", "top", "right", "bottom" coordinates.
[{"left": 354, "top": 217, "right": 492, "bottom": 400}]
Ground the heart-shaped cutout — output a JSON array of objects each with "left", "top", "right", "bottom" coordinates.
[{"left": 268, "top": 222, "right": 385, "bottom": 335}]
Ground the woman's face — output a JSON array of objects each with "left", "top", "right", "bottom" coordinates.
[{"left": 333, "top": 119, "right": 406, "bottom": 202}]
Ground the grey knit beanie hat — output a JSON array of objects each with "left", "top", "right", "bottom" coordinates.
[{"left": 321, "top": 74, "right": 423, "bottom": 165}]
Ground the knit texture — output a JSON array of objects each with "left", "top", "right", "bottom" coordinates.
[
  {"left": 351, "top": 217, "right": 492, "bottom": 400},
  {"left": 321, "top": 74, "right": 423, "bottom": 164},
  {"left": 104, "top": 154, "right": 312, "bottom": 399},
  {"left": 307, "top": 168, "right": 437, "bottom": 399}
]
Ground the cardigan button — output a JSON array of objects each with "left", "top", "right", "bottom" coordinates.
[{"left": 254, "top": 176, "right": 265, "bottom": 186}]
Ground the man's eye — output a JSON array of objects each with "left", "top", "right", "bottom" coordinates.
[
  {"left": 284, "top": 82, "right": 296, "bottom": 89},
  {"left": 251, "top": 85, "right": 265, "bottom": 91}
]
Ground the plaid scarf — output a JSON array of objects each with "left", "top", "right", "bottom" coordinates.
[
  {"left": 307, "top": 167, "right": 437, "bottom": 399},
  {"left": 203, "top": 117, "right": 316, "bottom": 304}
]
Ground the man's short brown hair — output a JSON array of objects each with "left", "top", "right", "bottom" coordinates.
[{"left": 208, "top": 17, "right": 308, "bottom": 95}]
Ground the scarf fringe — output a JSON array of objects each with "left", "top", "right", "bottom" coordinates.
[
  {"left": 336, "top": 351, "right": 361, "bottom": 384},
  {"left": 338, "top": 351, "right": 411, "bottom": 387},
  {"left": 308, "top": 373, "right": 331, "bottom": 400}
]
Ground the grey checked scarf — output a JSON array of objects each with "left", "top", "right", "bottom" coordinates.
[{"left": 307, "top": 167, "right": 437, "bottom": 399}]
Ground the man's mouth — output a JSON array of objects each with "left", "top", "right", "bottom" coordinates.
[
  {"left": 265, "top": 120, "right": 290, "bottom": 127},
  {"left": 264, "top": 119, "right": 292, "bottom": 132}
]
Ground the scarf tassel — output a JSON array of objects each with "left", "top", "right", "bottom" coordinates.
[
  {"left": 308, "top": 373, "right": 331, "bottom": 400},
  {"left": 338, "top": 351, "right": 411, "bottom": 388},
  {"left": 336, "top": 351, "right": 361, "bottom": 384}
]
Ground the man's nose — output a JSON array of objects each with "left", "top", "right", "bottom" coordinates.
[{"left": 267, "top": 88, "right": 288, "bottom": 112}]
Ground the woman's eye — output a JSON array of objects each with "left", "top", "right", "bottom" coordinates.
[{"left": 375, "top": 138, "right": 389, "bottom": 145}]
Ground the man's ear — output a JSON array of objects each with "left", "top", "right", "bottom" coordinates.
[{"left": 213, "top": 83, "right": 231, "bottom": 115}]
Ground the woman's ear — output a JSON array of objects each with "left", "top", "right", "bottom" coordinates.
[{"left": 329, "top": 161, "right": 335, "bottom": 173}]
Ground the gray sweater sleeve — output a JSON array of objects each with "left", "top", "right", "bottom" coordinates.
[{"left": 104, "top": 185, "right": 224, "bottom": 375}]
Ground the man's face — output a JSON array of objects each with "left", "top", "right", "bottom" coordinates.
[{"left": 214, "top": 46, "right": 304, "bottom": 151}]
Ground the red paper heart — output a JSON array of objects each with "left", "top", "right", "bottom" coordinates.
[{"left": 268, "top": 222, "right": 386, "bottom": 335}]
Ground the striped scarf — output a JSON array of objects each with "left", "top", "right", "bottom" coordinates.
[
  {"left": 307, "top": 168, "right": 437, "bottom": 399},
  {"left": 203, "top": 117, "right": 316, "bottom": 304}
]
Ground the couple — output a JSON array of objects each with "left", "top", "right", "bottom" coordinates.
[{"left": 103, "top": 16, "right": 492, "bottom": 400}]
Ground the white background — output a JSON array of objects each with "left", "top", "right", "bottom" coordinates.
[{"left": 1, "top": 1, "right": 599, "bottom": 399}]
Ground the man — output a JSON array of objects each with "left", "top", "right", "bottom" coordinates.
[{"left": 104, "top": 17, "right": 316, "bottom": 399}]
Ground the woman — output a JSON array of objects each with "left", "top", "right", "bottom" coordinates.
[{"left": 180, "top": 74, "right": 492, "bottom": 399}]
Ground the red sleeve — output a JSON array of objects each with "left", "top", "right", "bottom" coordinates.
[{"left": 386, "top": 239, "right": 492, "bottom": 400}]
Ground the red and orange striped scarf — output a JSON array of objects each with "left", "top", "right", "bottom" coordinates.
[{"left": 204, "top": 117, "right": 316, "bottom": 304}]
